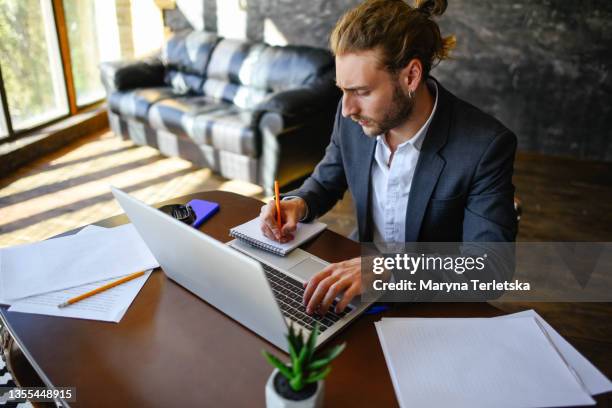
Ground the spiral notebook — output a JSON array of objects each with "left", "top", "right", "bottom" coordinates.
[{"left": 229, "top": 218, "right": 327, "bottom": 256}]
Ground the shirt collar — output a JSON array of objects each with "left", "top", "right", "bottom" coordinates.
[{"left": 376, "top": 79, "right": 439, "bottom": 152}]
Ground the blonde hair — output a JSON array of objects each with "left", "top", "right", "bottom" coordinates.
[{"left": 330, "top": 0, "right": 456, "bottom": 76}]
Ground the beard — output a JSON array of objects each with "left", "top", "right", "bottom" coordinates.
[{"left": 351, "top": 81, "right": 415, "bottom": 137}]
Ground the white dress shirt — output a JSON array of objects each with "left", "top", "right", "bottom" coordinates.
[{"left": 371, "top": 80, "right": 438, "bottom": 243}]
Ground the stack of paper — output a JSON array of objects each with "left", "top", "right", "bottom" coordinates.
[
  {"left": 0, "top": 225, "right": 159, "bottom": 322},
  {"left": 498, "top": 310, "right": 612, "bottom": 396},
  {"left": 375, "top": 312, "right": 611, "bottom": 407}
]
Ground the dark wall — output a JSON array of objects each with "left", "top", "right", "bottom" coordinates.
[
  {"left": 171, "top": 0, "right": 612, "bottom": 162},
  {"left": 435, "top": 1, "right": 612, "bottom": 162}
]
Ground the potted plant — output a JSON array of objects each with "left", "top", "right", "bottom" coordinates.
[{"left": 262, "top": 323, "right": 346, "bottom": 408}]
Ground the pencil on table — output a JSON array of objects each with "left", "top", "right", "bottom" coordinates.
[{"left": 57, "top": 270, "right": 145, "bottom": 308}]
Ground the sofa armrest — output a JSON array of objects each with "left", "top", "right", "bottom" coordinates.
[
  {"left": 257, "top": 81, "right": 339, "bottom": 194},
  {"left": 99, "top": 55, "right": 165, "bottom": 93},
  {"left": 253, "top": 81, "right": 341, "bottom": 127}
]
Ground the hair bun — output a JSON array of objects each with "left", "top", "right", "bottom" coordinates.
[{"left": 415, "top": 0, "right": 448, "bottom": 17}]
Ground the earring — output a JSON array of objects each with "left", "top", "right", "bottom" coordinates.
[{"left": 408, "top": 90, "right": 415, "bottom": 99}]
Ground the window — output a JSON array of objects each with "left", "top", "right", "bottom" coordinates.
[
  {"left": 0, "top": 98, "right": 8, "bottom": 139},
  {"left": 63, "top": 0, "right": 121, "bottom": 107},
  {"left": 0, "top": 0, "right": 69, "bottom": 131},
  {"left": 0, "top": 0, "right": 164, "bottom": 141}
]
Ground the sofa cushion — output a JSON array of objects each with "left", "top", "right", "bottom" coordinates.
[
  {"left": 164, "top": 69, "right": 205, "bottom": 95},
  {"left": 205, "top": 39, "right": 334, "bottom": 91},
  {"left": 162, "top": 31, "right": 219, "bottom": 76},
  {"left": 201, "top": 38, "right": 334, "bottom": 108},
  {"left": 148, "top": 97, "right": 258, "bottom": 157},
  {"left": 162, "top": 30, "right": 219, "bottom": 95},
  {"left": 205, "top": 39, "right": 265, "bottom": 86},
  {"left": 108, "top": 87, "right": 177, "bottom": 121},
  {"left": 202, "top": 78, "right": 268, "bottom": 109},
  {"left": 203, "top": 39, "right": 271, "bottom": 108},
  {"left": 259, "top": 45, "right": 334, "bottom": 92}
]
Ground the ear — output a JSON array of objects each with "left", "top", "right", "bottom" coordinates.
[{"left": 397, "top": 58, "right": 423, "bottom": 94}]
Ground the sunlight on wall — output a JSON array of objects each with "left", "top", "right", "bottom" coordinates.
[
  {"left": 94, "top": 0, "right": 121, "bottom": 61},
  {"left": 176, "top": 0, "right": 204, "bottom": 31},
  {"left": 216, "top": 0, "right": 247, "bottom": 40},
  {"left": 263, "top": 18, "right": 287, "bottom": 46},
  {"left": 131, "top": 0, "right": 165, "bottom": 57}
]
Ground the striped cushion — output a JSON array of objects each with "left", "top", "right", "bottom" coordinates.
[
  {"left": 202, "top": 78, "right": 268, "bottom": 109},
  {"left": 108, "top": 87, "right": 177, "bottom": 121},
  {"left": 201, "top": 38, "right": 333, "bottom": 108},
  {"left": 204, "top": 38, "right": 334, "bottom": 89},
  {"left": 258, "top": 45, "right": 334, "bottom": 92},
  {"left": 205, "top": 39, "right": 262, "bottom": 85},
  {"left": 148, "top": 96, "right": 219, "bottom": 137},
  {"left": 148, "top": 97, "right": 258, "bottom": 157},
  {"left": 162, "top": 31, "right": 219, "bottom": 76},
  {"left": 202, "top": 39, "right": 271, "bottom": 108},
  {"left": 164, "top": 69, "right": 204, "bottom": 95},
  {"left": 190, "top": 105, "right": 257, "bottom": 156}
]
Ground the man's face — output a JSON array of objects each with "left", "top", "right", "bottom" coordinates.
[{"left": 335, "top": 49, "right": 414, "bottom": 137}]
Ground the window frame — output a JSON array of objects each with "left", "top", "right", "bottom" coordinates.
[{"left": 0, "top": 0, "right": 106, "bottom": 144}]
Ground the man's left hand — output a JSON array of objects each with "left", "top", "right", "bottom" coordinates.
[{"left": 303, "top": 257, "right": 362, "bottom": 315}]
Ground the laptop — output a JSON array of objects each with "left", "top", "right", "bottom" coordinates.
[{"left": 111, "top": 187, "right": 372, "bottom": 352}]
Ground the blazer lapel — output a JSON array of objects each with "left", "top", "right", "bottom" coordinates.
[
  {"left": 352, "top": 129, "right": 376, "bottom": 241},
  {"left": 404, "top": 80, "right": 452, "bottom": 242}
]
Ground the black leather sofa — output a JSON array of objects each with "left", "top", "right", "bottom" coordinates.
[{"left": 100, "top": 31, "right": 340, "bottom": 194}]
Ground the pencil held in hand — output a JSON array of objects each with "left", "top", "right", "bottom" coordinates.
[
  {"left": 274, "top": 180, "right": 282, "bottom": 233},
  {"left": 57, "top": 271, "right": 145, "bottom": 308}
]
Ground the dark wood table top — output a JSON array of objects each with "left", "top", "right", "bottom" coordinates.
[{"left": 1, "top": 191, "right": 607, "bottom": 407}]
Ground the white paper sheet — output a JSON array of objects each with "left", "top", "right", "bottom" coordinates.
[
  {"left": 375, "top": 317, "right": 595, "bottom": 408},
  {"left": 498, "top": 309, "right": 612, "bottom": 395},
  {"left": 0, "top": 224, "right": 158, "bottom": 300},
  {"left": 7, "top": 270, "right": 152, "bottom": 322},
  {"left": 6, "top": 226, "right": 153, "bottom": 322}
]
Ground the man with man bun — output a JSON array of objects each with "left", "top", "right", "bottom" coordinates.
[{"left": 260, "top": 0, "right": 517, "bottom": 315}]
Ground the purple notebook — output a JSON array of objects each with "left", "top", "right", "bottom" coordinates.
[{"left": 188, "top": 199, "right": 219, "bottom": 228}]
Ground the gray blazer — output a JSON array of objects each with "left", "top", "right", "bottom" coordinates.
[{"left": 289, "top": 79, "right": 518, "bottom": 243}]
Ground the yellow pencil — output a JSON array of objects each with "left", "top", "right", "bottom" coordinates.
[
  {"left": 57, "top": 271, "right": 145, "bottom": 308},
  {"left": 274, "top": 180, "right": 282, "bottom": 232}
]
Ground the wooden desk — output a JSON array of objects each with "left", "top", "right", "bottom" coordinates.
[{"left": 0, "top": 191, "right": 605, "bottom": 407}]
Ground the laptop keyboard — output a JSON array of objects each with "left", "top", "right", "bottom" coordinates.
[
  {"left": 260, "top": 262, "right": 353, "bottom": 333},
  {"left": 235, "top": 248, "right": 354, "bottom": 332}
]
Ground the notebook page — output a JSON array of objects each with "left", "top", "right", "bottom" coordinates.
[{"left": 230, "top": 218, "right": 326, "bottom": 255}]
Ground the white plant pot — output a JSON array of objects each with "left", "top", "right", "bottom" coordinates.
[{"left": 265, "top": 369, "right": 325, "bottom": 408}]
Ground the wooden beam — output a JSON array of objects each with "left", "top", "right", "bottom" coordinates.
[
  {"left": 51, "top": 0, "right": 78, "bottom": 115},
  {"left": 0, "top": 64, "right": 16, "bottom": 140}
]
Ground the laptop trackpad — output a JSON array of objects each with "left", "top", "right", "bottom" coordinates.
[{"left": 288, "top": 257, "right": 328, "bottom": 281}]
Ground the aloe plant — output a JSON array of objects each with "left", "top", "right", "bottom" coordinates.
[{"left": 262, "top": 322, "right": 346, "bottom": 392}]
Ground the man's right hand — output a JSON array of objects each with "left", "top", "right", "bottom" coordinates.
[{"left": 259, "top": 197, "right": 307, "bottom": 243}]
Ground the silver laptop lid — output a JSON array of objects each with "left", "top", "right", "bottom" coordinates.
[{"left": 110, "top": 187, "right": 289, "bottom": 351}]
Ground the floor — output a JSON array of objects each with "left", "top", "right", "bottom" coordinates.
[
  {"left": 0, "top": 128, "right": 611, "bottom": 387},
  {"left": 3, "top": 129, "right": 612, "bottom": 247},
  {"left": 0, "top": 130, "right": 264, "bottom": 247}
]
